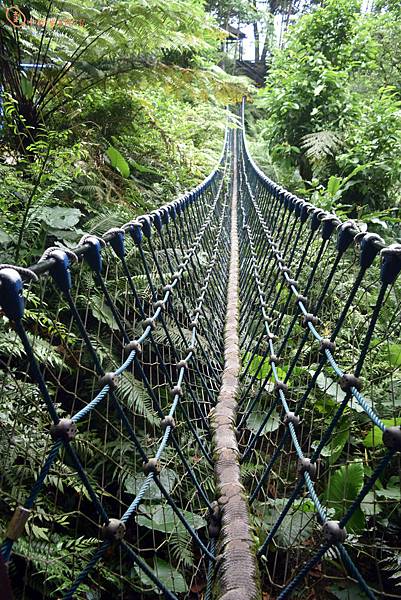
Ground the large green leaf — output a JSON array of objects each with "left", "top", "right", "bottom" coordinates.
[
  {"left": 40, "top": 207, "right": 82, "bottom": 230},
  {"left": 319, "top": 420, "right": 349, "bottom": 465},
  {"left": 90, "top": 295, "right": 119, "bottom": 330},
  {"left": 106, "top": 146, "right": 130, "bottom": 178},
  {"left": 247, "top": 410, "right": 280, "bottom": 435},
  {"left": 136, "top": 504, "right": 204, "bottom": 534},
  {"left": 324, "top": 461, "right": 365, "bottom": 532},
  {"left": 243, "top": 352, "right": 286, "bottom": 382},
  {"left": 386, "top": 343, "right": 401, "bottom": 368},
  {"left": 262, "top": 498, "right": 314, "bottom": 547},
  {"left": 310, "top": 369, "right": 370, "bottom": 413},
  {"left": 124, "top": 468, "right": 177, "bottom": 500},
  {"left": 133, "top": 557, "right": 188, "bottom": 594},
  {"left": 364, "top": 418, "right": 401, "bottom": 448}
]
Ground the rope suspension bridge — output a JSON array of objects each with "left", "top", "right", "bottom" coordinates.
[{"left": 0, "top": 104, "right": 401, "bottom": 599}]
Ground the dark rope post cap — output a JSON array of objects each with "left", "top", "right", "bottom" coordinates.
[
  {"left": 50, "top": 418, "right": 77, "bottom": 442},
  {"left": 383, "top": 426, "right": 401, "bottom": 451},
  {"left": 46, "top": 249, "right": 73, "bottom": 293},
  {"left": 0, "top": 268, "right": 25, "bottom": 321},
  {"left": 161, "top": 416, "right": 176, "bottom": 431},
  {"left": 153, "top": 299, "right": 165, "bottom": 311},
  {"left": 381, "top": 244, "right": 401, "bottom": 284},
  {"left": 269, "top": 354, "right": 283, "bottom": 365},
  {"left": 297, "top": 457, "right": 317, "bottom": 480},
  {"left": 337, "top": 220, "right": 358, "bottom": 254},
  {"left": 102, "top": 518, "right": 126, "bottom": 542},
  {"left": 143, "top": 458, "right": 160, "bottom": 475},
  {"left": 357, "top": 232, "right": 384, "bottom": 269},
  {"left": 128, "top": 221, "right": 143, "bottom": 246},
  {"left": 108, "top": 228, "right": 125, "bottom": 260},
  {"left": 80, "top": 235, "right": 103, "bottom": 274},
  {"left": 6, "top": 506, "right": 31, "bottom": 540},
  {"left": 323, "top": 520, "right": 346, "bottom": 544},
  {"left": 139, "top": 216, "right": 152, "bottom": 239},
  {"left": 321, "top": 215, "right": 341, "bottom": 241},
  {"left": 98, "top": 372, "right": 118, "bottom": 390},
  {"left": 152, "top": 212, "right": 163, "bottom": 233},
  {"left": 125, "top": 340, "right": 142, "bottom": 355},
  {"left": 339, "top": 373, "right": 363, "bottom": 392}
]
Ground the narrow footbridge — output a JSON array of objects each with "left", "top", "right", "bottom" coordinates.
[{"left": 1, "top": 106, "right": 401, "bottom": 600}]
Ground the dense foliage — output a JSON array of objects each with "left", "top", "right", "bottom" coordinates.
[
  {"left": 0, "top": 0, "right": 249, "bottom": 264},
  {"left": 249, "top": 0, "right": 401, "bottom": 238}
]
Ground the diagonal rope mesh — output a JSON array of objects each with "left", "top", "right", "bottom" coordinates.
[
  {"left": 238, "top": 100, "right": 401, "bottom": 599},
  {"left": 0, "top": 106, "right": 401, "bottom": 600},
  {"left": 0, "top": 131, "right": 232, "bottom": 599}
]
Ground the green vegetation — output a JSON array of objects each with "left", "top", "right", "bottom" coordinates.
[
  {"left": 0, "top": 0, "right": 249, "bottom": 264},
  {"left": 249, "top": 0, "right": 401, "bottom": 238}
]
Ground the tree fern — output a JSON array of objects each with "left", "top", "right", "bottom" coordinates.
[{"left": 301, "top": 130, "right": 343, "bottom": 164}]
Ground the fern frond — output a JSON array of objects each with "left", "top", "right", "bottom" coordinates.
[{"left": 301, "top": 130, "right": 342, "bottom": 164}]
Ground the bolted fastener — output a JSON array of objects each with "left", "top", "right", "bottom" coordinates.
[
  {"left": 284, "top": 412, "right": 300, "bottom": 428},
  {"left": 274, "top": 380, "right": 289, "bottom": 395},
  {"left": 102, "top": 518, "right": 126, "bottom": 542},
  {"left": 319, "top": 338, "right": 336, "bottom": 355},
  {"left": 295, "top": 294, "right": 308, "bottom": 305},
  {"left": 285, "top": 278, "right": 298, "bottom": 289},
  {"left": 382, "top": 426, "right": 401, "bottom": 452},
  {"left": 50, "top": 418, "right": 77, "bottom": 442},
  {"left": 142, "top": 317, "right": 156, "bottom": 330},
  {"left": 161, "top": 415, "right": 176, "bottom": 431},
  {"left": 125, "top": 340, "right": 142, "bottom": 355},
  {"left": 153, "top": 299, "right": 165, "bottom": 311},
  {"left": 98, "top": 372, "right": 118, "bottom": 390},
  {"left": 302, "top": 313, "right": 319, "bottom": 328},
  {"left": 269, "top": 354, "right": 282, "bottom": 365},
  {"left": 339, "top": 373, "right": 362, "bottom": 392},
  {"left": 6, "top": 506, "right": 31, "bottom": 541},
  {"left": 297, "top": 457, "right": 317, "bottom": 480},
  {"left": 176, "top": 359, "right": 188, "bottom": 370},
  {"left": 143, "top": 458, "right": 160, "bottom": 475},
  {"left": 323, "top": 520, "right": 346, "bottom": 544},
  {"left": 170, "top": 385, "right": 183, "bottom": 398}
]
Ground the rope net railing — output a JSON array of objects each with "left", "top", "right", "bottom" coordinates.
[
  {"left": 0, "top": 130, "right": 234, "bottom": 599},
  {"left": 238, "top": 102, "right": 401, "bottom": 599},
  {"left": 1, "top": 106, "right": 401, "bottom": 600}
]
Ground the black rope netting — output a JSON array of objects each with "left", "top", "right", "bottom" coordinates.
[
  {"left": 0, "top": 131, "right": 232, "bottom": 599},
  {"left": 238, "top": 103, "right": 401, "bottom": 599},
  {"left": 0, "top": 108, "right": 400, "bottom": 600}
]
